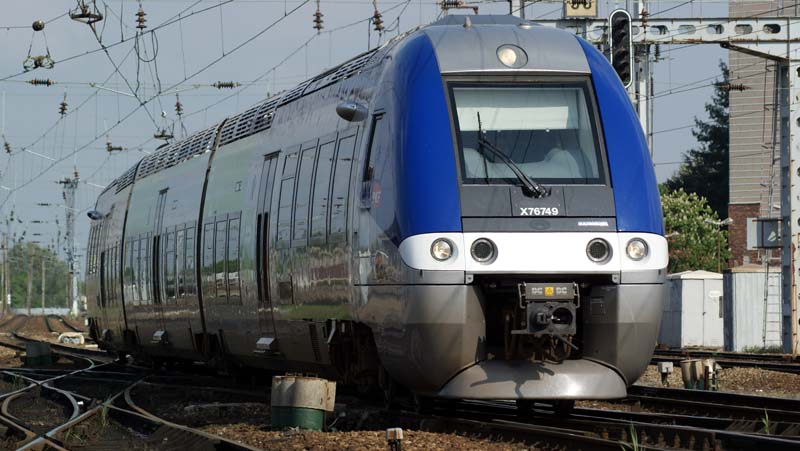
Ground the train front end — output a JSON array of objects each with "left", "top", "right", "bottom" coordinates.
[{"left": 371, "top": 16, "right": 666, "bottom": 401}]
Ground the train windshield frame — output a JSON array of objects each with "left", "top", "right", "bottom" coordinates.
[{"left": 447, "top": 78, "right": 608, "bottom": 186}]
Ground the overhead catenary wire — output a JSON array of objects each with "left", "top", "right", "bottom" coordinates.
[{"left": 0, "top": 0, "right": 312, "bottom": 211}]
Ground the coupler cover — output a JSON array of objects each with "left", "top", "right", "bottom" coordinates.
[{"left": 518, "top": 282, "right": 578, "bottom": 336}]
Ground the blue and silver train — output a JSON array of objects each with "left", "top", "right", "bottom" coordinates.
[{"left": 86, "top": 15, "right": 666, "bottom": 407}]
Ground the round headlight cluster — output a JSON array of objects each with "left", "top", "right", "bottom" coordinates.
[
  {"left": 471, "top": 238, "right": 496, "bottom": 263},
  {"left": 586, "top": 238, "right": 612, "bottom": 263},
  {"left": 497, "top": 44, "right": 528, "bottom": 68},
  {"left": 626, "top": 238, "right": 649, "bottom": 261},
  {"left": 431, "top": 239, "right": 454, "bottom": 261}
]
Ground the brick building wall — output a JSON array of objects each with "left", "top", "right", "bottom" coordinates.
[{"left": 728, "top": 203, "right": 760, "bottom": 267}]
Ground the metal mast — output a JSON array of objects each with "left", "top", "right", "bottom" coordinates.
[{"left": 58, "top": 170, "right": 79, "bottom": 315}]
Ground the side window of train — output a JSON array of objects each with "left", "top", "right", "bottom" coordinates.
[
  {"left": 215, "top": 218, "right": 228, "bottom": 302},
  {"left": 176, "top": 226, "right": 186, "bottom": 300},
  {"left": 310, "top": 138, "right": 337, "bottom": 244},
  {"left": 362, "top": 115, "right": 385, "bottom": 208},
  {"left": 330, "top": 133, "right": 357, "bottom": 241},
  {"left": 141, "top": 237, "right": 149, "bottom": 305},
  {"left": 202, "top": 221, "right": 216, "bottom": 301},
  {"left": 165, "top": 228, "right": 177, "bottom": 303},
  {"left": 227, "top": 215, "right": 241, "bottom": 303},
  {"left": 276, "top": 147, "right": 300, "bottom": 248},
  {"left": 293, "top": 141, "right": 318, "bottom": 246},
  {"left": 186, "top": 224, "right": 196, "bottom": 297}
]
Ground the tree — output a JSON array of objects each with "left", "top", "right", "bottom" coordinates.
[
  {"left": 661, "top": 187, "right": 731, "bottom": 273},
  {"left": 665, "top": 61, "right": 729, "bottom": 219},
  {"left": 7, "top": 242, "right": 69, "bottom": 310}
]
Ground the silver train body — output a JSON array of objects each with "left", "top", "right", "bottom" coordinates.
[{"left": 86, "top": 15, "right": 667, "bottom": 400}]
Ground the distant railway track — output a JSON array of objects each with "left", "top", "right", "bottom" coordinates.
[{"left": 652, "top": 349, "right": 800, "bottom": 375}]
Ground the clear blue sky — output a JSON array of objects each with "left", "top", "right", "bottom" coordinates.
[{"left": 0, "top": 0, "right": 729, "bottom": 273}]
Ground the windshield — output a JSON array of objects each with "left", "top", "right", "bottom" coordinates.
[{"left": 451, "top": 83, "right": 605, "bottom": 185}]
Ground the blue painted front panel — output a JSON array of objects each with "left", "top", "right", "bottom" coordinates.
[
  {"left": 392, "top": 33, "right": 462, "bottom": 239},
  {"left": 577, "top": 38, "right": 664, "bottom": 235}
]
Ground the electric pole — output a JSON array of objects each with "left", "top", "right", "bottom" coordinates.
[
  {"left": 4, "top": 234, "right": 9, "bottom": 315},
  {"left": 0, "top": 234, "right": 5, "bottom": 317},
  {"left": 58, "top": 170, "right": 79, "bottom": 315},
  {"left": 510, "top": 0, "right": 525, "bottom": 18},
  {"left": 41, "top": 256, "right": 45, "bottom": 312},
  {"left": 26, "top": 242, "right": 33, "bottom": 316}
]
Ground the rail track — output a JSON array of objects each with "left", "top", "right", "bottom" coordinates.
[
  {"left": 652, "top": 349, "right": 800, "bottom": 374},
  {"left": 0, "top": 319, "right": 796, "bottom": 450}
]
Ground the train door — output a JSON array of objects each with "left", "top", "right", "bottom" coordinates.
[
  {"left": 255, "top": 153, "right": 278, "bottom": 353},
  {"left": 147, "top": 189, "right": 168, "bottom": 344}
]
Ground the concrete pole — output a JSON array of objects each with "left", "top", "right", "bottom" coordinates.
[
  {"left": 510, "top": 0, "right": 525, "bottom": 18},
  {"left": 41, "top": 257, "right": 45, "bottom": 312},
  {"left": 26, "top": 243, "right": 32, "bottom": 316},
  {"left": 0, "top": 234, "right": 5, "bottom": 317},
  {"left": 4, "top": 235, "right": 9, "bottom": 313}
]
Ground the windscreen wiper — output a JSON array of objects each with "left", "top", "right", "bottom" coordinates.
[{"left": 476, "top": 113, "right": 549, "bottom": 198}]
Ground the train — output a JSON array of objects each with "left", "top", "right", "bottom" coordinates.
[{"left": 86, "top": 14, "right": 667, "bottom": 410}]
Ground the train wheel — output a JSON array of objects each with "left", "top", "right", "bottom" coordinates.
[{"left": 552, "top": 400, "right": 575, "bottom": 417}]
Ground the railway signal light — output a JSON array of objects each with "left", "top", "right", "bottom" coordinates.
[{"left": 608, "top": 9, "right": 633, "bottom": 88}]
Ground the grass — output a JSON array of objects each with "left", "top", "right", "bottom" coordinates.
[
  {"left": 742, "top": 345, "right": 784, "bottom": 354},
  {"left": 620, "top": 423, "right": 640, "bottom": 451},
  {"left": 761, "top": 409, "right": 771, "bottom": 434}
]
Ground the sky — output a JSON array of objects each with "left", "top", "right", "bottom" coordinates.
[{"left": 0, "top": 0, "right": 731, "bottom": 275}]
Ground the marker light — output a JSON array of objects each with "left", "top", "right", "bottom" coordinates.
[
  {"left": 626, "top": 238, "right": 649, "bottom": 261},
  {"left": 497, "top": 45, "right": 528, "bottom": 69},
  {"left": 587, "top": 238, "right": 612, "bottom": 263},
  {"left": 431, "top": 239, "right": 454, "bottom": 261},
  {"left": 471, "top": 238, "right": 496, "bottom": 263}
]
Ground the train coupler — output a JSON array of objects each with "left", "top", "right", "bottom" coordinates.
[{"left": 512, "top": 282, "right": 579, "bottom": 340}]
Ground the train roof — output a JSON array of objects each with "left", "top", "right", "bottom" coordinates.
[{"left": 107, "top": 14, "right": 590, "bottom": 192}]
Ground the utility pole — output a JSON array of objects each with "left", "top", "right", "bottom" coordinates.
[
  {"left": 58, "top": 170, "right": 79, "bottom": 315},
  {"left": 3, "top": 234, "right": 9, "bottom": 314},
  {"left": 0, "top": 234, "right": 5, "bottom": 317},
  {"left": 41, "top": 256, "right": 45, "bottom": 313},
  {"left": 510, "top": 0, "right": 525, "bottom": 18},
  {"left": 26, "top": 242, "right": 32, "bottom": 316}
]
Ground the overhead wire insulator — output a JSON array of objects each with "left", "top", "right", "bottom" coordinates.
[
  {"left": 58, "top": 93, "right": 68, "bottom": 117},
  {"left": 372, "top": 0, "right": 384, "bottom": 32},
  {"left": 106, "top": 140, "right": 124, "bottom": 152},
  {"left": 69, "top": 0, "right": 103, "bottom": 25},
  {"left": 313, "top": 0, "right": 324, "bottom": 33},
  {"left": 136, "top": 3, "right": 147, "bottom": 31},
  {"left": 212, "top": 81, "right": 240, "bottom": 89},
  {"left": 175, "top": 95, "right": 183, "bottom": 117},
  {"left": 28, "top": 78, "right": 54, "bottom": 87},
  {"left": 3, "top": 141, "right": 10, "bottom": 154},
  {"left": 716, "top": 82, "right": 750, "bottom": 92}
]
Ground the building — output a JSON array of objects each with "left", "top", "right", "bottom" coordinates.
[{"left": 727, "top": 1, "right": 796, "bottom": 266}]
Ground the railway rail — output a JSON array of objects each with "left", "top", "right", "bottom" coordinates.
[
  {"left": 652, "top": 349, "right": 800, "bottom": 374},
  {"left": 0, "top": 317, "right": 797, "bottom": 450}
]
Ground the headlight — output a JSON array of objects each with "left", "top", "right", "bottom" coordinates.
[
  {"left": 471, "top": 238, "right": 496, "bottom": 263},
  {"left": 497, "top": 44, "right": 528, "bottom": 68},
  {"left": 431, "top": 239, "right": 454, "bottom": 261},
  {"left": 626, "top": 238, "right": 648, "bottom": 261},
  {"left": 586, "top": 238, "right": 612, "bottom": 263}
]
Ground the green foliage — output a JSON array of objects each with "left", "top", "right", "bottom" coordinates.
[
  {"left": 742, "top": 345, "right": 784, "bottom": 354},
  {"left": 6, "top": 242, "right": 70, "bottom": 309},
  {"left": 661, "top": 187, "right": 731, "bottom": 273},
  {"left": 665, "top": 61, "right": 729, "bottom": 219}
]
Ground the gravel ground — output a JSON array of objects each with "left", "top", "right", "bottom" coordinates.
[
  {"left": 635, "top": 364, "right": 800, "bottom": 398},
  {"left": 199, "top": 427, "right": 535, "bottom": 451},
  {"left": 0, "top": 344, "right": 21, "bottom": 368}
]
